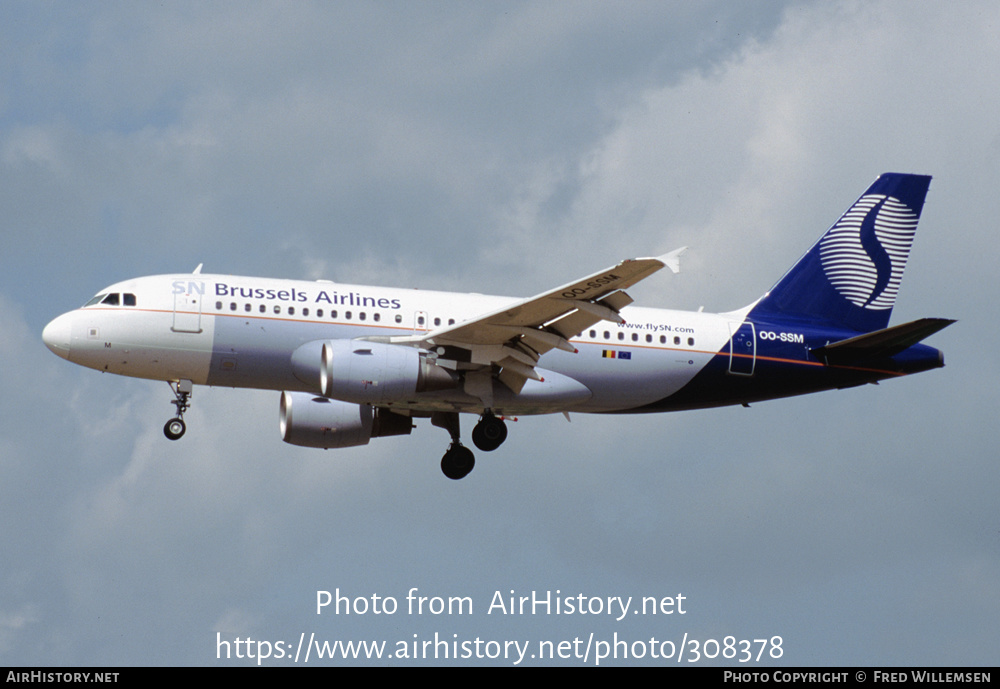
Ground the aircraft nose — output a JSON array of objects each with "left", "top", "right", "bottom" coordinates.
[{"left": 42, "top": 313, "right": 73, "bottom": 360}]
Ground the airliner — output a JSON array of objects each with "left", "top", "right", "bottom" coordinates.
[{"left": 43, "top": 173, "right": 952, "bottom": 479}]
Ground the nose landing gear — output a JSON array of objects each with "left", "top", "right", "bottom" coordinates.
[{"left": 163, "top": 380, "right": 193, "bottom": 440}]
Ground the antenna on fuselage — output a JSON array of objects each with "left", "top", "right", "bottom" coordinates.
[{"left": 192, "top": 263, "right": 203, "bottom": 275}]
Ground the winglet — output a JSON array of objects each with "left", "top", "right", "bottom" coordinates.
[{"left": 657, "top": 247, "right": 687, "bottom": 274}]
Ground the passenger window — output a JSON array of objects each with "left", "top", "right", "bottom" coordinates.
[
  {"left": 660, "top": 335, "right": 666, "bottom": 344},
  {"left": 289, "top": 307, "right": 295, "bottom": 316},
  {"left": 434, "top": 317, "right": 441, "bottom": 326},
  {"left": 395, "top": 315, "right": 402, "bottom": 324},
  {"left": 674, "top": 336, "right": 681, "bottom": 345},
  {"left": 646, "top": 334, "right": 652, "bottom": 343},
  {"left": 688, "top": 337, "right": 695, "bottom": 346},
  {"left": 230, "top": 302, "right": 237, "bottom": 311},
  {"left": 331, "top": 310, "right": 338, "bottom": 318},
  {"left": 274, "top": 305, "right": 281, "bottom": 314},
  {"left": 216, "top": 301, "right": 223, "bottom": 310},
  {"left": 631, "top": 333, "right": 638, "bottom": 342},
  {"left": 617, "top": 332, "right": 624, "bottom": 341},
  {"left": 359, "top": 312, "right": 366, "bottom": 321},
  {"left": 245, "top": 303, "right": 251, "bottom": 312},
  {"left": 345, "top": 311, "right": 352, "bottom": 320},
  {"left": 448, "top": 318, "right": 455, "bottom": 325},
  {"left": 259, "top": 304, "right": 266, "bottom": 313},
  {"left": 374, "top": 313, "right": 381, "bottom": 322},
  {"left": 303, "top": 308, "right": 310, "bottom": 317},
  {"left": 317, "top": 309, "right": 324, "bottom": 317},
  {"left": 589, "top": 330, "right": 596, "bottom": 338},
  {"left": 603, "top": 331, "right": 610, "bottom": 339}
]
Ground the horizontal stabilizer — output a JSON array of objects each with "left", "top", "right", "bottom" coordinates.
[{"left": 811, "top": 318, "right": 955, "bottom": 365}]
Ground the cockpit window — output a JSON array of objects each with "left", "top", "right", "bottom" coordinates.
[{"left": 83, "top": 291, "right": 136, "bottom": 307}]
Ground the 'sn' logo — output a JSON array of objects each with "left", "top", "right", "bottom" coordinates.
[
  {"left": 171, "top": 280, "right": 205, "bottom": 296},
  {"left": 819, "top": 194, "right": 918, "bottom": 310}
]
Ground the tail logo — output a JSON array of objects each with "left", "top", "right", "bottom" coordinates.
[{"left": 819, "top": 194, "right": 919, "bottom": 310}]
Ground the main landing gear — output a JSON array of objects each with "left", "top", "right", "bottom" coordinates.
[
  {"left": 441, "top": 443, "right": 475, "bottom": 481},
  {"left": 472, "top": 410, "right": 508, "bottom": 452},
  {"left": 433, "top": 410, "right": 509, "bottom": 480},
  {"left": 163, "top": 380, "right": 193, "bottom": 440}
]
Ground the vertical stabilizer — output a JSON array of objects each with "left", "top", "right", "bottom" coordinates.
[{"left": 750, "top": 173, "right": 932, "bottom": 332}]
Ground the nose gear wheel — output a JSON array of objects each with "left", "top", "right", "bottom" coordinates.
[{"left": 163, "top": 380, "right": 193, "bottom": 440}]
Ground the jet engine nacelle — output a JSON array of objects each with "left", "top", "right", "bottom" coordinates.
[
  {"left": 291, "top": 339, "right": 457, "bottom": 404},
  {"left": 279, "top": 391, "right": 413, "bottom": 449}
]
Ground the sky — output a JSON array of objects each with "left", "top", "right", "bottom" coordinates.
[{"left": 1, "top": 0, "right": 997, "bottom": 667}]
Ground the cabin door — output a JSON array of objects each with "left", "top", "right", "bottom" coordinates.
[
  {"left": 172, "top": 291, "right": 203, "bottom": 333},
  {"left": 727, "top": 321, "right": 756, "bottom": 375}
]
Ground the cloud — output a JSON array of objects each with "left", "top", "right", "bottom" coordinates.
[
  {"left": 489, "top": 1, "right": 1000, "bottom": 313},
  {"left": 2, "top": 0, "right": 997, "bottom": 665}
]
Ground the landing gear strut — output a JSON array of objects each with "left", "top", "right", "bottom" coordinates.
[
  {"left": 472, "top": 411, "right": 507, "bottom": 452},
  {"left": 164, "top": 380, "right": 193, "bottom": 440}
]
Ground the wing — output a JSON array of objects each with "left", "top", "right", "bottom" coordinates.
[{"left": 390, "top": 248, "right": 686, "bottom": 397}]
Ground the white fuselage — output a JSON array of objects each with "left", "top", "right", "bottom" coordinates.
[{"left": 43, "top": 273, "right": 741, "bottom": 415}]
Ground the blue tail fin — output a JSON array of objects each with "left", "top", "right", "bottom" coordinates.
[{"left": 749, "top": 173, "right": 932, "bottom": 333}]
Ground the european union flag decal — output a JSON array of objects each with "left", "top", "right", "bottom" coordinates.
[{"left": 618, "top": 351, "right": 632, "bottom": 360}]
